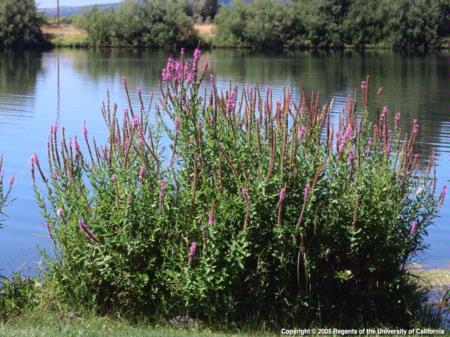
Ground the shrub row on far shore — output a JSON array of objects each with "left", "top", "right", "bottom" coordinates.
[
  {"left": 214, "top": 0, "right": 450, "bottom": 51},
  {"left": 25, "top": 48, "right": 447, "bottom": 328},
  {"left": 1, "top": 0, "right": 448, "bottom": 51}
]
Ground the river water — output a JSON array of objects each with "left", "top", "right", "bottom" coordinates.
[{"left": 0, "top": 49, "right": 448, "bottom": 274}]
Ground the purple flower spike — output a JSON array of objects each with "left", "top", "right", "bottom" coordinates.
[
  {"left": 188, "top": 241, "right": 197, "bottom": 265},
  {"left": 111, "top": 174, "right": 117, "bottom": 182},
  {"left": 241, "top": 187, "right": 249, "bottom": 200},
  {"left": 79, "top": 219, "right": 100, "bottom": 243}
]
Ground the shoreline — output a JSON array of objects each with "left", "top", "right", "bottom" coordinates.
[{"left": 40, "top": 23, "right": 450, "bottom": 52}]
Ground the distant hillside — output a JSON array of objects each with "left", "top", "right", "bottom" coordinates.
[
  {"left": 39, "top": 1, "right": 243, "bottom": 18},
  {"left": 39, "top": 3, "right": 120, "bottom": 17}
]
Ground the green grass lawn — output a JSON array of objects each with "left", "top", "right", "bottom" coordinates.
[
  {"left": 1, "top": 312, "right": 447, "bottom": 337},
  {"left": 0, "top": 312, "right": 278, "bottom": 337}
]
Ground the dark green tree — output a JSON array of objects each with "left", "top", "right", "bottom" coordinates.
[
  {"left": 75, "top": 0, "right": 197, "bottom": 48},
  {"left": 193, "top": 0, "right": 219, "bottom": 22},
  {"left": 0, "top": 0, "right": 47, "bottom": 49},
  {"left": 344, "top": 0, "right": 389, "bottom": 48},
  {"left": 389, "top": 0, "right": 444, "bottom": 50}
]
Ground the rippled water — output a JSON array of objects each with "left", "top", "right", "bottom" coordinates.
[{"left": 0, "top": 49, "right": 448, "bottom": 274}]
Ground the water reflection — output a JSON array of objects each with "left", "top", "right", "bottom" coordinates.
[{"left": 0, "top": 52, "right": 43, "bottom": 118}]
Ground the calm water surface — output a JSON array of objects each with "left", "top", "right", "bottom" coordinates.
[{"left": 0, "top": 49, "right": 448, "bottom": 274}]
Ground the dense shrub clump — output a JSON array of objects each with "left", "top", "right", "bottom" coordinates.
[
  {"left": 0, "top": 0, "right": 47, "bottom": 49},
  {"left": 214, "top": 0, "right": 449, "bottom": 50},
  {"left": 33, "top": 50, "right": 444, "bottom": 327},
  {"left": 74, "top": 0, "right": 198, "bottom": 48}
]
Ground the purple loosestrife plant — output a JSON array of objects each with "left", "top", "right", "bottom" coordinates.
[
  {"left": 0, "top": 156, "right": 11, "bottom": 229},
  {"left": 32, "top": 51, "right": 442, "bottom": 327}
]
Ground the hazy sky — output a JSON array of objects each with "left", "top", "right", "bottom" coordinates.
[{"left": 37, "top": 0, "right": 120, "bottom": 8}]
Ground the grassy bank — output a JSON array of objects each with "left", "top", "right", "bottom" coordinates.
[
  {"left": 1, "top": 311, "right": 447, "bottom": 337},
  {"left": 0, "top": 312, "right": 277, "bottom": 337},
  {"left": 42, "top": 23, "right": 214, "bottom": 48},
  {"left": 42, "top": 24, "right": 89, "bottom": 47}
]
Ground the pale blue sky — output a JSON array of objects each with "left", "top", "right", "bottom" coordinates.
[{"left": 37, "top": 0, "right": 120, "bottom": 8}]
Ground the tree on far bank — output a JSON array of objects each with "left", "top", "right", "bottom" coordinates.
[
  {"left": 185, "top": 0, "right": 218, "bottom": 22},
  {"left": 0, "top": 0, "right": 47, "bottom": 49}
]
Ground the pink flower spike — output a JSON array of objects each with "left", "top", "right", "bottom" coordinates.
[
  {"left": 83, "top": 121, "right": 88, "bottom": 137},
  {"left": 298, "top": 127, "right": 305, "bottom": 142},
  {"left": 361, "top": 80, "right": 367, "bottom": 90},
  {"left": 121, "top": 76, "right": 127, "bottom": 86},
  {"left": 278, "top": 187, "right": 286, "bottom": 206},
  {"left": 381, "top": 106, "right": 388, "bottom": 119},
  {"left": 395, "top": 112, "right": 401, "bottom": 130},
  {"left": 162, "top": 68, "right": 170, "bottom": 82},
  {"left": 138, "top": 166, "right": 146, "bottom": 180},
  {"left": 194, "top": 48, "right": 201, "bottom": 62},
  {"left": 160, "top": 179, "right": 166, "bottom": 199},
  {"left": 111, "top": 174, "right": 117, "bottom": 182},
  {"left": 51, "top": 124, "right": 57, "bottom": 137},
  {"left": 385, "top": 143, "right": 391, "bottom": 155},
  {"left": 241, "top": 187, "right": 249, "bottom": 200},
  {"left": 303, "top": 184, "right": 310, "bottom": 200},
  {"left": 412, "top": 119, "right": 419, "bottom": 136},
  {"left": 57, "top": 208, "right": 64, "bottom": 217},
  {"left": 79, "top": 219, "right": 100, "bottom": 243},
  {"left": 9, "top": 176, "right": 15, "bottom": 187},
  {"left": 136, "top": 87, "right": 142, "bottom": 95},
  {"left": 29, "top": 153, "right": 37, "bottom": 169},
  {"left": 197, "top": 120, "right": 203, "bottom": 133},
  {"left": 174, "top": 116, "right": 181, "bottom": 131},
  {"left": 188, "top": 241, "right": 197, "bottom": 265},
  {"left": 439, "top": 185, "right": 447, "bottom": 204},
  {"left": 348, "top": 149, "right": 355, "bottom": 164},
  {"left": 133, "top": 116, "right": 140, "bottom": 128},
  {"left": 208, "top": 212, "right": 215, "bottom": 225},
  {"left": 410, "top": 221, "right": 418, "bottom": 236},
  {"left": 226, "top": 93, "right": 236, "bottom": 114}
]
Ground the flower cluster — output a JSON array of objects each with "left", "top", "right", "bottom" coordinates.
[{"left": 162, "top": 48, "right": 202, "bottom": 85}]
